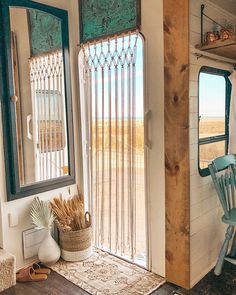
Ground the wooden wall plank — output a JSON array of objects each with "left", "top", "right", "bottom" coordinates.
[{"left": 164, "top": 0, "right": 190, "bottom": 289}]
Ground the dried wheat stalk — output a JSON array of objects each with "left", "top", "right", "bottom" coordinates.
[{"left": 51, "top": 194, "right": 90, "bottom": 232}]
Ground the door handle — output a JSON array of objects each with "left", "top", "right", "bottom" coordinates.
[
  {"left": 26, "top": 114, "right": 33, "bottom": 140},
  {"left": 144, "top": 110, "right": 152, "bottom": 149}
]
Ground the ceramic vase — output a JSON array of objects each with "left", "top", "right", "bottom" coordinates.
[{"left": 38, "top": 228, "right": 61, "bottom": 266}]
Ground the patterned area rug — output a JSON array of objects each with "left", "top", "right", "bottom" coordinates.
[{"left": 51, "top": 248, "right": 165, "bottom": 295}]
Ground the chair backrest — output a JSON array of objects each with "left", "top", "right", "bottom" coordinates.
[{"left": 208, "top": 154, "right": 236, "bottom": 219}]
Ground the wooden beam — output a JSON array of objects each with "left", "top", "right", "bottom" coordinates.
[{"left": 164, "top": 0, "right": 190, "bottom": 289}]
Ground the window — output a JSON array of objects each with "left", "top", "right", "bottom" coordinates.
[{"left": 198, "top": 66, "right": 231, "bottom": 176}]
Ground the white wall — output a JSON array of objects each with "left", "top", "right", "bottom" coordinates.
[
  {"left": 0, "top": 0, "right": 83, "bottom": 270},
  {"left": 189, "top": 0, "right": 236, "bottom": 287}
]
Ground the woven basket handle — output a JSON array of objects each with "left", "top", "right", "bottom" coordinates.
[{"left": 85, "top": 211, "right": 92, "bottom": 227}]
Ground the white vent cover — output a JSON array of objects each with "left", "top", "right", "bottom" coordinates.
[{"left": 22, "top": 228, "right": 47, "bottom": 259}]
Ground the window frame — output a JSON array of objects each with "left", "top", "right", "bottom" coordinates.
[{"left": 198, "top": 66, "right": 232, "bottom": 177}]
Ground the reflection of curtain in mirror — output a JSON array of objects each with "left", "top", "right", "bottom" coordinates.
[
  {"left": 11, "top": 32, "right": 25, "bottom": 184},
  {"left": 29, "top": 51, "right": 67, "bottom": 181}
]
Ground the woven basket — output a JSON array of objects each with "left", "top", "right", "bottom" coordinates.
[{"left": 59, "top": 212, "right": 92, "bottom": 262}]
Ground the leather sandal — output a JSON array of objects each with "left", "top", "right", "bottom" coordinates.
[
  {"left": 16, "top": 267, "right": 47, "bottom": 282},
  {"left": 32, "top": 263, "right": 51, "bottom": 275}
]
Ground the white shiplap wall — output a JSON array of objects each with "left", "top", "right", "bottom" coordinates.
[{"left": 189, "top": 0, "right": 236, "bottom": 287}]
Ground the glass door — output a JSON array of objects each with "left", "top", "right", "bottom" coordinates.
[{"left": 79, "top": 32, "right": 147, "bottom": 267}]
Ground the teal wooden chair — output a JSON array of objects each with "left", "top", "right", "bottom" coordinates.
[{"left": 208, "top": 154, "right": 236, "bottom": 276}]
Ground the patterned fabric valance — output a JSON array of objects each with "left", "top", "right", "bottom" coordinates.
[
  {"left": 79, "top": 0, "right": 141, "bottom": 43},
  {"left": 28, "top": 10, "right": 62, "bottom": 57}
]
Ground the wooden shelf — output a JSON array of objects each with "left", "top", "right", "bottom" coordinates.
[{"left": 196, "top": 38, "right": 236, "bottom": 60}]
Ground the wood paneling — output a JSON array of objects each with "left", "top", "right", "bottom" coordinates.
[{"left": 164, "top": 0, "right": 190, "bottom": 289}]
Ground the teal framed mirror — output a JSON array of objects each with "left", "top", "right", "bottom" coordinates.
[{"left": 0, "top": 0, "right": 75, "bottom": 200}]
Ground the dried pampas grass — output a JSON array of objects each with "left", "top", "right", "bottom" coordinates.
[{"left": 51, "top": 193, "right": 91, "bottom": 232}]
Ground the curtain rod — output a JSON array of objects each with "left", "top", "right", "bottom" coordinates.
[{"left": 192, "top": 51, "right": 236, "bottom": 67}]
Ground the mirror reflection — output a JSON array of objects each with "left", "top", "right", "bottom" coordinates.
[{"left": 10, "top": 7, "right": 69, "bottom": 186}]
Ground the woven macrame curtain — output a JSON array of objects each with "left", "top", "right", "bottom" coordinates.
[
  {"left": 29, "top": 51, "right": 68, "bottom": 182},
  {"left": 80, "top": 32, "right": 147, "bottom": 266}
]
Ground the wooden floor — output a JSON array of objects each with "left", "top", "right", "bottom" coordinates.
[
  {"left": 0, "top": 271, "right": 175, "bottom": 295},
  {"left": 1, "top": 262, "right": 235, "bottom": 295},
  {"left": 1, "top": 271, "right": 177, "bottom": 295},
  {"left": 1, "top": 272, "right": 88, "bottom": 295}
]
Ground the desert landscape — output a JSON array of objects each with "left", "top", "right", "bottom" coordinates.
[
  {"left": 90, "top": 119, "right": 147, "bottom": 266},
  {"left": 199, "top": 117, "right": 225, "bottom": 169}
]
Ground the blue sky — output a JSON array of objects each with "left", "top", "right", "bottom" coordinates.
[{"left": 199, "top": 73, "right": 226, "bottom": 118}]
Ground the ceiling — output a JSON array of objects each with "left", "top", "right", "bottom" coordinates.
[{"left": 209, "top": 0, "right": 236, "bottom": 16}]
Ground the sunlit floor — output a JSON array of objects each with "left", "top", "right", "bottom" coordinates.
[{"left": 91, "top": 150, "right": 147, "bottom": 267}]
